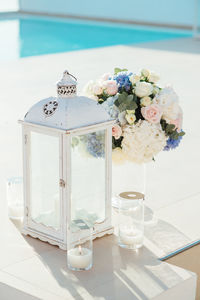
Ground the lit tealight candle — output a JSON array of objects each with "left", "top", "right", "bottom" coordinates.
[{"left": 68, "top": 245, "right": 92, "bottom": 270}]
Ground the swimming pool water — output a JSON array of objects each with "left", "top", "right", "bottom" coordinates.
[{"left": 0, "top": 15, "right": 192, "bottom": 61}]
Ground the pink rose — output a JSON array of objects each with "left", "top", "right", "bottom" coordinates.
[
  {"left": 141, "top": 104, "right": 162, "bottom": 124},
  {"left": 112, "top": 125, "right": 122, "bottom": 139},
  {"left": 105, "top": 80, "right": 118, "bottom": 96},
  {"left": 93, "top": 84, "right": 103, "bottom": 95}
]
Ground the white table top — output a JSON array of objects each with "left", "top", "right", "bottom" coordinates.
[
  {"left": 0, "top": 209, "right": 196, "bottom": 300},
  {"left": 0, "top": 39, "right": 199, "bottom": 299}
]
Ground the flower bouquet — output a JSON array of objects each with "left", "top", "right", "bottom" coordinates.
[{"left": 83, "top": 68, "right": 185, "bottom": 164}]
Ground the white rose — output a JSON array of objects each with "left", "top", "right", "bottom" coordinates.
[
  {"left": 148, "top": 72, "right": 160, "bottom": 83},
  {"left": 135, "top": 82, "right": 153, "bottom": 98},
  {"left": 141, "top": 69, "right": 150, "bottom": 77},
  {"left": 156, "top": 86, "right": 179, "bottom": 107},
  {"left": 82, "top": 80, "right": 96, "bottom": 97},
  {"left": 140, "top": 96, "right": 152, "bottom": 107},
  {"left": 129, "top": 74, "right": 140, "bottom": 85}
]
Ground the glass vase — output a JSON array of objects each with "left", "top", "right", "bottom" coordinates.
[
  {"left": 112, "top": 161, "right": 157, "bottom": 226},
  {"left": 118, "top": 191, "right": 144, "bottom": 250}
]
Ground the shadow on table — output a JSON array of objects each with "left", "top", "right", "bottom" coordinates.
[
  {"left": 16, "top": 230, "right": 189, "bottom": 300},
  {"left": 9, "top": 215, "right": 191, "bottom": 299},
  {"left": 143, "top": 205, "right": 191, "bottom": 259}
]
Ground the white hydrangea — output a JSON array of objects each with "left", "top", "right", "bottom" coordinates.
[
  {"left": 101, "top": 95, "right": 119, "bottom": 118},
  {"left": 122, "top": 120, "right": 167, "bottom": 163},
  {"left": 112, "top": 147, "right": 126, "bottom": 164}
]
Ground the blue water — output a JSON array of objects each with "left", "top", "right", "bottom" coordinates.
[{"left": 0, "top": 15, "right": 192, "bottom": 60}]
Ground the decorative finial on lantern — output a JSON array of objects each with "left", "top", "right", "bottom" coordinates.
[{"left": 57, "top": 70, "right": 77, "bottom": 97}]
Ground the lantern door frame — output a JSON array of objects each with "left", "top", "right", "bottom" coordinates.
[
  {"left": 19, "top": 119, "right": 115, "bottom": 250},
  {"left": 21, "top": 122, "right": 66, "bottom": 248},
  {"left": 64, "top": 122, "right": 114, "bottom": 245}
]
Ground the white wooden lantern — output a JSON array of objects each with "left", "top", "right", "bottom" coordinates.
[{"left": 19, "top": 70, "right": 115, "bottom": 249}]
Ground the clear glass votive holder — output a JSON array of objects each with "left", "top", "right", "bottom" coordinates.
[
  {"left": 118, "top": 191, "right": 144, "bottom": 250},
  {"left": 7, "top": 177, "right": 24, "bottom": 220},
  {"left": 67, "top": 220, "right": 93, "bottom": 271}
]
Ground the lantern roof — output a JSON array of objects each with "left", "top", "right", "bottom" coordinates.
[{"left": 24, "top": 71, "right": 113, "bottom": 131}]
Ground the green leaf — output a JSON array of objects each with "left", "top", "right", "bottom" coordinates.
[
  {"left": 114, "top": 92, "right": 137, "bottom": 112},
  {"left": 126, "top": 100, "right": 137, "bottom": 111},
  {"left": 114, "top": 67, "right": 128, "bottom": 75},
  {"left": 112, "top": 136, "right": 123, "bottom": 149},
  {"left": 127, "top": 94, "right": 133, "bottom": 102},
  {"left": 170, "top": 132, "right": 179, "bottom": 140},
  {"left": 115, "top": 92, "right": 128, "bottom": 107},
  {"left": 118, "top": 92, "right": 128, "bottom": 102},
  {"left": 179, "top": 131, "right": 185, "bottom": 137},
  {"left": 160, "top": 119, "right": 167, "bottom": 131},
  {"left": 166, "top": 124, "right": 176, "bottom": 134}
]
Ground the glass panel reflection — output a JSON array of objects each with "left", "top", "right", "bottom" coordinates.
[
  {"left": 71, "top": 130, "right": 106, "bottom": 224},
  {"left": 30, "top": 132, "right": 60, "bottom": 229}
]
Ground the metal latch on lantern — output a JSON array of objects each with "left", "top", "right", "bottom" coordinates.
[
  {"left": 59, "top": 179, "right": 65, "bottom": 188},
  {"left": 24, "top": 134, "right": 28, "bottom": 145},
  {"left": 25, "top": 206, "right": 29, "bottom": 217}
]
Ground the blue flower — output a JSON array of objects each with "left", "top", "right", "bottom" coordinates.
[
  {"left": 86, "top": 133, "right": 105, "bottom": 158},
  {"left": 113, "top": 71, "right": 133, "bottom": 92},
  {"left": 164, "top": 135, "right": 183, "bottom": 151},
  {"left": 101, "top": 95, "right": 119, "bottom": 118}
]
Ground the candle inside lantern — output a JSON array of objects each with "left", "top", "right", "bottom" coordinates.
[
  {"left": 67, "top": 245, "right": 92, "bottom": 270},
  {"left": 8, "top": 204, "right": 24, "bottom": 219},
  {"left": 7, "top": 177, "right": 24, "bottom": 220}
]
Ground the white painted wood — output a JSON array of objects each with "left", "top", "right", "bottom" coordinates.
[
  {"left": 24, "top": 126, "right": 63, "bottom": 240},
  {"left": 18, "top": 119, "right": 115, "bottom": 134},
  {"left": 64, "top": 133, "right": 71, "bottom": 249},
  {"left": 23, "top": 93, "right": 112, "bottom": 131},
  {"left": 20, "top": 94, "right": 115, "bottom": 249}
]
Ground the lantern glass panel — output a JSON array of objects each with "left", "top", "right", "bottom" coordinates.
[
  {"left": 30, "top": 131, "right": 60, "bottom": 229},
  {"left": 71, "top": 129, "right": 106, "bottom": 223}
]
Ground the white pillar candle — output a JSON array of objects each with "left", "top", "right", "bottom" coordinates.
[
  {"left": 120, "top": 229, "right": 143, "bottom": 246},
  {"left": 68, "top": 246, "right": 92, "bottom": 270},
  {"left": 8, "top": 204, "right": 24, "bottom": 219}
]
